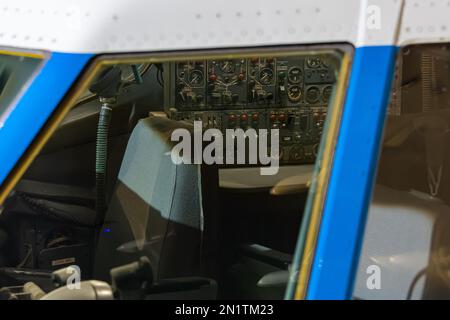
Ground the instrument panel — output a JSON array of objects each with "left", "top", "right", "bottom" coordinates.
[{"left": 165, "top": 53, "right": 339, "bottom": 164}]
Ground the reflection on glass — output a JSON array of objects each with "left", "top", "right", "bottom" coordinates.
[
  {"left": 0, "top": 52, "right": 42, "bottom": 123},
  {"left": 356, "top": 43, "right": 450, "bottom": 300}
]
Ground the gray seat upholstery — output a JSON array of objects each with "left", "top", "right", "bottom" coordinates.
[{"left": 94, "top": 116, "right": 219, "bottom": 282}]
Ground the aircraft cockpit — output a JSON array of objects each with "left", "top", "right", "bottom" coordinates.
[{"left": 0, "top": 46, "right": 349, "bottom": 299}]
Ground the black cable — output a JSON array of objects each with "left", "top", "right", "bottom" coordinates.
[
  {"left": 16, "top": 244, "right": 32, "bottom": 268},
  {"left": 156, "top": 70, "right": 163, "bottom": 87},
  {"left": 131, "top": 65, "right": 143, "bottom": 84},
  {"left": 16, "top": 192, "right": 95, "bottom": 228},
  {"left": 406, "top": 267, "right": 427, "bottom": 300},
  {"left": 156, "top": 64, "right": 164, "bottom": 87}
]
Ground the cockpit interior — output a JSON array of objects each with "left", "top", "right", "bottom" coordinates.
[{"left": 0, "top": 47, "right": 346, "bottom": 300}]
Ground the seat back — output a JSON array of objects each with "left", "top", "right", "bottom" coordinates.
[{"left": 93, "top": 116, "right": 219, "bottom": 282}]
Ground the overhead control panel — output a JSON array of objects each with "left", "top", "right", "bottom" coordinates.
[{"left": 165, "top": 53, "right": 339, "bottom": 164}]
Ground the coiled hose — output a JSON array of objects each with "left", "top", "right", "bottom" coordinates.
[{"left": 95, "top": 102, "right": 113, "bottom": 226}]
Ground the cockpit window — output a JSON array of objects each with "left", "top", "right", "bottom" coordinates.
[
  {"left": 355, "top": 43, "right": 450, "bottom": 300},
  {"left": 0, "top": 46, "right": 351, "bottom": 300},
  {"left": 0, "top": 51, "right": 43, "bottom": 124}
]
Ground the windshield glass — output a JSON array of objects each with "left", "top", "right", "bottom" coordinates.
[
  {"left": 0, "top": 51, "right": 43, "bottom": 124},
  {"left": 0, "top": 46, "right": 351, "bottom": 300},
  {"left": 355, "top": 43, "right": 450, "bottom": 300}
]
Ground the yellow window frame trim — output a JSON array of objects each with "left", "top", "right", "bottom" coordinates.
[
  {"left": 294, "top": 52, "right": 351, "bottom": 299},
  {"left": 0, "top": 49, "right": 45, "bottom": 60}
]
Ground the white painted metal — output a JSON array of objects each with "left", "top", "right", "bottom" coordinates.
[
  {"left": 398, "top": 0, "right": 450, "bottom": 46},
  {"left": 0, "top": 0, "right": 449, "bottom": 53},
  {"left": 0, "top": 0, "right": 405, "bottom": 54}
]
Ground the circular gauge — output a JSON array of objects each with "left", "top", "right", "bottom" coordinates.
[
  {"left": 189, "top": 70, "right": 204, "bottom": 86},
  {"left": 306, "top": 57, "right": 322, "bottom": 68},
  {"left": 218, "top": 60, "right": 235, "bottom": 73},
  {"left": 176, "top": 63, "right": 188, "bottom": 80},
  {"left": 289, "top": 146, "right": 305, "bottom": 161},
  {"left": 287, "top": 85, "right": 302, "bottom": 102},
  {"left": 306, "top": 86, "right": 320, "bottom": 104},
  {"left": 259, "top": 68, "right": 274, "bottom": 85},
  {"left": 322, "top": 85, "right": 333, "bottom": 103},
  {"left": 287, "top": 67, "right": 302, "bottom": 84}
]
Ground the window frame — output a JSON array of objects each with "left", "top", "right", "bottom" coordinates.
[
  {"left": 305, "top": 46, "right": 398, "bottom": 299},
  {"left": 0, "top": 44, "right": 353, "bottom": 299},
  {"left": 0, "top": 50, "right": 91, "bottom": 203}
]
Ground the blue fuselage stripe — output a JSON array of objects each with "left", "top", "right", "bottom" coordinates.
[{"left": 306, "top": 45, "right": 398, "bottom": 299}]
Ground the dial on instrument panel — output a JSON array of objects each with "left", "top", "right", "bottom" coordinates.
[
  {"left": 247, "top": 57, "right": 276, "bottom": 105},
  {"left": 259, "top": 68, "right": 274, "bottom": 85},
  {"left": 287, "top": 85, "right": 302, "bottom": 103},
  {"left": 175, "top": 61, "right": 206, "bottom": 108},
  {"left": 306, "top": 86, "right": 320, "bottom": 104},
  {"left": 207, "top": 59, "right": 247, "bottom": 106},
  {"left": 306, "top": 57, "right": 322, "bottom": 69},
  {"left": 177, "top": 61, "right": 205, "bottom": 87},
  {"left": 287, "top": 67, "right": 302, "bottom": 84},
  {"left": 209, "top": 59, "right": 246, "bottom": 83},
  {"left": 218, "top": 60, "right": 235, "bottom": 74},
  {"left": 189, "top": 70, "right": 204, "bottom": 86}
]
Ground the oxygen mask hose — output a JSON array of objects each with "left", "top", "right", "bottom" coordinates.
[{"left": 88, "top": 66, "right": 122, "bottom": 226}]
